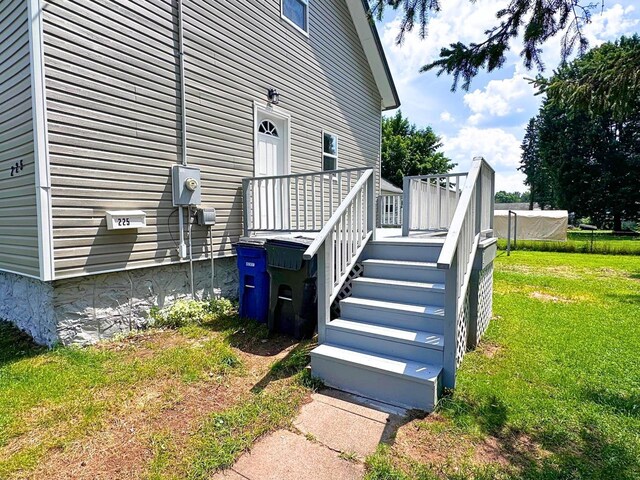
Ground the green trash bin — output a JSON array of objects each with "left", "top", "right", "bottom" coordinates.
[{"left": 265, "top": 236, "right": 317, "bottom": 340}]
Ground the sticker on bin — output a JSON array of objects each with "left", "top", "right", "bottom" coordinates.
[{"left": 246, "top": 262, "right": 256, "bottom": 267}]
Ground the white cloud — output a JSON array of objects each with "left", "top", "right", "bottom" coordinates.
[
  {"left": 380, "top": 0, "right": 509, "bottom": 84},
  {"left": 494, "top": 171, "right": 528, "bottom": 192},
  {"left": 534, "top": 4, "right": 639, "bottom": 70},
  {"left": 442, "top": 126, "right": 522, "bottom": 172},
  {"left": 440, "top": 111, "right": 455, "bottom": 123},
  {"left": 379, "top": 1, "right": 640, "bottom": 193},
  {"left": 463, "top": 75, "right": 537, "bottom": 122}
]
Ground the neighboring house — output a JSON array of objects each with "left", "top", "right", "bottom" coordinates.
[
  {"left": 378, "top": 177, "right": 402, "bottom": 226},
  {"left": 0, "top": 0, "right": 399, "bottom": 346},
  {"left": 381, "top": 177, "right": 402, "bottom": 195}
]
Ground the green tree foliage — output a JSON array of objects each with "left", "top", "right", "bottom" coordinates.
[
  {"left": 537, "top": 35, "right": 640, "bottom": 120},
  {"left": 521, "top": 37, "right": 640, "bottom": 230},
  {"left": 381, "top": 111, "right": 454, "bottom": 187},
  {"left": 494, "top": 191, "right": 531, "bottom": 204},
  {"left": 518, "top": 117, "right": 555, "bottom": 209},
  {"left": 370, "top": 0, "right": 596, "bottom": 90}
]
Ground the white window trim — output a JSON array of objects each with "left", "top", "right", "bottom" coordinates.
[
  {"left": 253, "top": 101, "right": 292, "bottom": 177},
  {"left": 322, "top": 130, "right": 339, "bottom": 172},
  {"left": 280, "top": 0, "right": 310, "bottom": 37}
]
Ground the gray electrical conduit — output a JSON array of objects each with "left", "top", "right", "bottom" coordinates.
[{"left": 177, "top": 0, "right": 190, "bottom": 294}]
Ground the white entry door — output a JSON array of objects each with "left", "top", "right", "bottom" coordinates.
[{"left": 255, "top": 112, "right": 289, "bottom": 230}]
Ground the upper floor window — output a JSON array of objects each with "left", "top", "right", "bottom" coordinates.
[
  {"left": 282, "top": 0, "right": 309, "bottom": 35},
  {"left": 323, "top": 132, "right": 338, "bottom": 171}
]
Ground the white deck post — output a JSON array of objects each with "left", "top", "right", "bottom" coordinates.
[
  {"left": 366, "top": 174, "right": 375, "bottom": 240},
  {"left": 316, "top": 238, "right": 332, "bottom": 344},
  {"left": 442, "top": 252, "right": 459, "bottom": 389},
  {"left": 242, "top": 178, "right": 251, "bottom": 237}
]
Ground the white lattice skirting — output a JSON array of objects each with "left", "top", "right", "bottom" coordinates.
[
  {"left": 330, "top": 263, "right": 364, "bottom": 318},
  {"left": 468, "top": 261, "right": 494, "bottom": 348},
  {"left": 456, "top": 287, "right": 470, "bottom": 368}
]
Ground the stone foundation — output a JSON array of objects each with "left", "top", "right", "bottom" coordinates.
[
  {"left": 0, "top": 256, "right": 239, "bottom": 347},
  {"left": 0, "top": 272, "right": 56, "bottom": 346}
]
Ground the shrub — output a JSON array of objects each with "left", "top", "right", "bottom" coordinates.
[
  {"left": 151, "top": 299, "right": 208, "bottom": 328},
  {"left": 206, "top": 298, "right": 236, "bottom": 319}
]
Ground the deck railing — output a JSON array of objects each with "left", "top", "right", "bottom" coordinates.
[
  {"left": 303, "top": 169, "right": 375, "bottom": 343},
  {"left": 377, "top": 194, "right": 403, "bottom": 227},
  {"left": 242, "top": 168, "right": 370, "bottom": 236},
  {"left": 401, "top": 173, "right": 468, "bottom": 236},
  {"left": 438, "top": 157, "right": 495, "bottom": 388}
]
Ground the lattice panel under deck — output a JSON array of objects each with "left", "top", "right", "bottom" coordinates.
[
  {"left": 456, "top": 287, "right": 470, "bottom": 368},
  {"left": 331, "top": 263, "right": 364, "bottom": 318},
  {"left": 476, "top": 262, "right": 494, "bottom": 342}
]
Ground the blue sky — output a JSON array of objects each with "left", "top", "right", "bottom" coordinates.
[{"left": 376, "top": 1, "right": 640, "bottom": 192}]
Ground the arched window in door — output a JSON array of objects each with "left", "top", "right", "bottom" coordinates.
[{"left": 258, "top": 120, "right": 279, "bottom": 137}]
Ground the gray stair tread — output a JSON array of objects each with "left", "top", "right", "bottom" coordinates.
[
  {"left": 369, "top": 238, "right": 445, "bottom": 246},
  {"left": 353, "top": 276, "right": 445, "bottom": 291},
  {"left": 328, "top": 318, "right": 444, "bottom": 349},
  {"left": 362, "top": 259, "right": 438, "bottom": 269},
  {"left": 340, "top": 296, "right": 445, "bottom": 317},
  {"left": 312, "top": 344, "right": 441, "bottom": 383}
]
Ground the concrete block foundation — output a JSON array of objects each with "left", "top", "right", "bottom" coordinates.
[{"left": 0, "top": 256, "right": 239, "bottom": 347}]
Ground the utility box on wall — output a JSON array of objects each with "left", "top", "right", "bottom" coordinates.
[{"left": 171, "top": 165, "right": 201, "bottom": 206}]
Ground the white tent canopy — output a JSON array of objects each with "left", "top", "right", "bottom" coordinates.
[{"left": 494, "top": 210, "right": 568, "bottom": 241}]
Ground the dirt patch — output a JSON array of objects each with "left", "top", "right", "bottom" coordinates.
[
  {"left": 18, "top": 333, "right": 303, "bottom": 480},
  {"left": 392, "top": 415, "right": 474, "bottom": 467},
  {"left": 390, "top": 415, "right": 550, "bottom": 476},
  {"left": 529, "top": 291, "right": 573, "bottom": 303},
  {"left": 499, "top": 264, "right": 580, "bottom": 279},
  {"left": 478, "top": 342, "right": 502, "bottom": 359}
]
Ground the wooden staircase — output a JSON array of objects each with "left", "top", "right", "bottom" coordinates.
[{"left": 310, "top": 238, "right": 447, "bottom": 411}]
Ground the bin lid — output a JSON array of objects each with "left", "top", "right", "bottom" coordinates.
[
  {"left": 266, "top": 235, "right": 315, "bottom": 249},
  {"left": 235, "top": 236, "right": 268, "bottom": 247}
]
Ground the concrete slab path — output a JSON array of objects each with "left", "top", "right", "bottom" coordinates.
[{"left": 213, "top": 389, "right": 406, "bottom": 480}]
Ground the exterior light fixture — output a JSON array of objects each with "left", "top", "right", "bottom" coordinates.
[{"left": 267, "top": 88, "right": 280, "bottom": 105}]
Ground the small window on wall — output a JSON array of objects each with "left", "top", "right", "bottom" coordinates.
[
  {"left": 323, "top": 132, "right": 338, "bottom": 171},
  {"left": 282, "top": 0, "right": 309, "bottom": 35}
]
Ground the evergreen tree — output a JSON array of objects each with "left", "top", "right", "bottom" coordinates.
[
  {"left": 521, "top": 37, "right": 640, "bottom": 229},
  {"left": 371, "top": 0, "right": 597, "bottom": 90}
]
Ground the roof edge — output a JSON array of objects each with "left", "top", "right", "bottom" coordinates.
[{"left": 346, "top": 0, "right": 401, "bottom": 111}]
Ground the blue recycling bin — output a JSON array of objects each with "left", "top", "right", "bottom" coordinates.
[{"left": 236, "top": 238, "right": 270, "bottom": 323}]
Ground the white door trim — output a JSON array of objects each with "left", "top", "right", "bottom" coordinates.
[{"left": 253, "top": 101, "right": 291, "bottom": 177}]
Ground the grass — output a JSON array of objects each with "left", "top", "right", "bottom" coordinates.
[
  {"left": 365, "top": 250, "right": 640, "bottom": 480},
  {"left": 0, "top": 299, "right": 317, "bottom": 479},
  {"left": 497, "top": 231, "right": 640, "bottom": 255}
]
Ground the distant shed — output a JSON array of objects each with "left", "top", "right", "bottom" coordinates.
[{"left": 494, "top": 210, "right": 569, "bottom": 241}]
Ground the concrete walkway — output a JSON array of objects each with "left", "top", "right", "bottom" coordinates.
[{"left": 213, "top": 389, "right": 406, "bottom": 480}]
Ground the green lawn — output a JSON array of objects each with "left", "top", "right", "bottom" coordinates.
[
  {"left": 0, "top": 299, "right": 316, "bottom": 479},
  {"left": 497, "top": 230, "right": 640, "bottom": 255},
  {"left": 366, "top": 251, "right": 640, "bottom": 479}
]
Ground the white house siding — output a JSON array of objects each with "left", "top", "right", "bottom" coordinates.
[
  {"left": 43, "top": 0, "right": 383, "bottom": 279},
  {"left": 0, "top": 0, "right": 39, "bottom": 278}
]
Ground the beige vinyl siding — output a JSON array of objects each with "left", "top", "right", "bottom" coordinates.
[
  {"left": 0, "top": 0, "right": 39, "bottom": 278},
  {"left": 44, "top": 0, "right": 383, "bottom": 279}
]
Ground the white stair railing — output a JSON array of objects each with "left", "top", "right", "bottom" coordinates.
[
  {"left": 402, "top": 173, "right": 468, "bottom": 235},
  {"left": 242, "top": 168, "right": 370, "bottom": 236},
  {"left": 303, "top": 169, "right": 375, "bottom": 343},
  {"left": 437, "top": 157, "right": 495, "bottom": 388}
]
